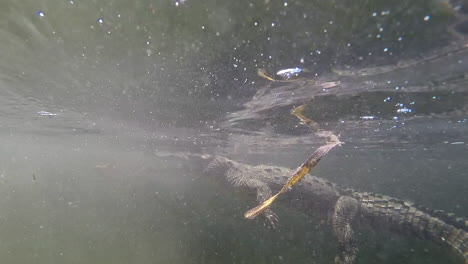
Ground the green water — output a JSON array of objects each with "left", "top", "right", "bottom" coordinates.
[{"left": 0, "top": 0, "right": 467, "bottom": 263}]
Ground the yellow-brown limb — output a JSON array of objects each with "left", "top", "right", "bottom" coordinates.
[
  {"left": 244, "top": 193, "right": 281, "bottom": 219},
  {"left": 292, "top": 105, "right": 320, "bottom": 131},
  {"left": 244, "top": 103, "right": 342, "bottom": 219},
  {"left": 243, "top": 142, "right": 339, "bottom": 219},
  {"left": 257, "top": 68, "right": 277, "bottom": 81}
]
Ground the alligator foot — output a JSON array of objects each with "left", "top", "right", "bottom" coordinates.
[
  {"left": 263, "top": 208, "right": 279, "bottom": 229},
  {"left": 333, "top": 196, "right": 359, "bottom": 264}
]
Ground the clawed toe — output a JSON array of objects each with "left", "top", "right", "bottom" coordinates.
[{"left": 263, "top": 209, "right": 279, "bottom": 229}]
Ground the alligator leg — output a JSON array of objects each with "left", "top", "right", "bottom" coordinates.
[
  {"left": 224, "top": 165, "right": 279, "bottom": 228},
  {"left": 203, "top": 155, "right": 279, "bottom": 227},
  {"left": 240, "top": 178, "right": 279, "bottom": 228},
  {"left": 254, "top": 182, "right": 279, "bottom": 229},
  {"left": 332, "top": 196, "right": 359, "bottom": 264}
]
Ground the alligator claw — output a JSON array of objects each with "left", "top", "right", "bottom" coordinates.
[{"left": 263, "top": 209, "right": 279, "bottom": 229}]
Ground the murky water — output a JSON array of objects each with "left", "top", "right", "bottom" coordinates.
[{"left": 0, "top": 0, "right": 467, "bottom": 263}]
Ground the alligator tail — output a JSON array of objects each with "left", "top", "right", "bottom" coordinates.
[{"left": 351, "top": 192, "right": 468, "bottom": 262}]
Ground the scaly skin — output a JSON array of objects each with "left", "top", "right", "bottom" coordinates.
[
  {"left": 199, "top": 154, "right": 468, "bottom": 264},
  {"left": 352, "top": 191, "right": 468, "bottom": 262}
]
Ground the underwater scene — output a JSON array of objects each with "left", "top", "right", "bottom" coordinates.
[{"left": 0, "top": 0, "right": 467, "bottom": 263}]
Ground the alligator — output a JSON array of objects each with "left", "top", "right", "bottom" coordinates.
[
  {"left": 163, "top": 99, "right": 467, "bottom": 263},
  {"left": 191, "top": 152, "right": 468, "bottom": 264}
]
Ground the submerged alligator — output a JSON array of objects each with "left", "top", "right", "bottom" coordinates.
[
  {"left": 182, "top": 104, "right": 468, "bottom": 264},
  {"left": 193, "top": 151, "right": 468, "bottom": 264},
  {"left": 153, "top": 95, "right": 467, "bottom": 263},
  {"left": 204, "top": 58, "right": 468, "bottom": 262}
]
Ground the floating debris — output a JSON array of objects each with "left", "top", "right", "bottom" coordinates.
[
  {"left": 360, "top": 116, "right": 376, "bottom": 120},
  {"left": 95, "top": 163, "right": 112, "bottom": 169},
  {"left": 276, "top": 67, "right": 308, "bottom": 79},
  {"left": 397, "top": 107, "right": 412, "bottom": 113},
  {"left": 37, "top": 111, "right": 58, "bottom": 117},
  {"left": 320, "top": 81, "right": 340, "bottom": 89},
  {"left": 257, "top": 68, "right": 314, "bottom": 83}
]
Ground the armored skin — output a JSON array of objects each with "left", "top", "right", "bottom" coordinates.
[{"left": 199, "top": 154, "right": 468, "bottom": 264}]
